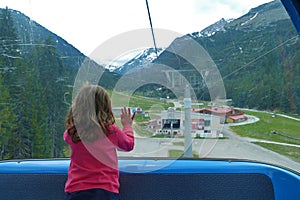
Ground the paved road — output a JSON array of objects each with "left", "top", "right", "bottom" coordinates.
[
  {"left": 200, "top": 127, "right": 300, "bottom": 172},
  {"left": 118, "top": 127, "right": 300, "bottom": 173}
]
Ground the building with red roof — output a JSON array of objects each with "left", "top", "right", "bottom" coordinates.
[{"left": 192, "top": 107, "right": 247, "bottom": 124}]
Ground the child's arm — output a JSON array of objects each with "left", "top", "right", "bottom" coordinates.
[{"left": 118, "top": 125, "right": 135, "bottom": 151}]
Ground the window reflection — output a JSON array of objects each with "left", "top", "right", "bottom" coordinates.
[{"left": 0, "top": 1, "right": 300, "bottom": 173}]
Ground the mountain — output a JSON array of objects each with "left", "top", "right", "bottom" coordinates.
[
  {"left": 113, "top": 1, "right": 290, "bottom": 74},
  {"left": 226, "top": 0, "right": 289, "bottom": 31},
  {"left": 1, "top": 8, "right": 120, "bottom": 89},
  {"left": 113, "top": 47, "right": 164, "bottom": 74},
  {"left": 115, "top": 0, "right": 300, "bottom": 113},
  {"left": 109, "top": 18, "right": 234, "bottom": 74},
  {"left": 9, "top": 9, "right": 85, "bottom": 70},
  {"left": 190, "top": 18, "right": 234, "bottom": 38}
]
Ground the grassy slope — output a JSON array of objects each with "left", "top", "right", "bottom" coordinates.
[{"left": 231, "top": 110, "right": 300, "bottom": 163}]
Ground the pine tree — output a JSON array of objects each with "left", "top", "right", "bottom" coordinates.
[
  {"left": 0, "top": 74, "right": 15, "bottom": 159},
  {"left": 0, "top": 7, "right": 31, "bottom": 159},
  {"left": 31, "top": 36, "right": 68, "bottom": 157},
  {"left": 26, "top": 43, "right": 51, "bottom": 158}
]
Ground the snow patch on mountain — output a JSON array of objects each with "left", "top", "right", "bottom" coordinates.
[
  {"left": 112, "top": 47, "right": 164, "bottom": 75},
  {"left": 190, "top": 18, "right": 234, "bottom": 38},
  {"left": 241, "top": 12, "right": 259, "bottom": 26}
]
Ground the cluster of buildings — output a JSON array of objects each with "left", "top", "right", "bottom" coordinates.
[{"left": 147, "top": 107, "right": 247, "bottom": 138}]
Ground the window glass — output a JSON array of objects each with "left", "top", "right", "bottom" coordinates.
[{"left": 0, "top": 0, "right": 300, "bottom": 173}]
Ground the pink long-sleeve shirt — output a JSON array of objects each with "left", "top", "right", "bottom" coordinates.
[{"left": 64, "top": 124, "right": 134, "bottom": 193}]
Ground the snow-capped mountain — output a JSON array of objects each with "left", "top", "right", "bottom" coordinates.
[
  {"left": 189, "top": 0, "right": 288, "bottom": 38},
  {"left": 225, "top": 0, "right": 289, "bottom": 31},
  {"left": 113, "top": 47, "right": 164, "bottom": 75},
  {"left": 190, "top": 18, "right": 234, "bottom": 38},
  {"left": 107, "top": 0, "right": 289, "bottom": 76}
]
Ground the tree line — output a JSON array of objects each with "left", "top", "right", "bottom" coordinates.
[
  {"left": 155, "top": 18, "right": 300, "bottom": 114},
  {"left": 0, "top": 8, "right": 69, "bottom": 159}
]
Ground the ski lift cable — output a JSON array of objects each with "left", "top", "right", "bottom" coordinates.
[{"left": 145, "top": 0, "right": 159, "bottom": 57}]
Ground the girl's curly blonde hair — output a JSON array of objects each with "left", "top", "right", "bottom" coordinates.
[{"left": 65, "top": 84, "right": 115, "bottom": 143}]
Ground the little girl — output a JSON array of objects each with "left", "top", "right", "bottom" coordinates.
[{"left": 64, "top": 84, "right": 135, "bottom": 200}]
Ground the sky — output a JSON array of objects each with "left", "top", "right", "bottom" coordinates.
[{"left": 0, "top": 0, "right": 273, "bottom": 60}]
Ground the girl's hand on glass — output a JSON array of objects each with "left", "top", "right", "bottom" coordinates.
[{"left": 121, "top": 107, "right": 135, "bottom": 127}]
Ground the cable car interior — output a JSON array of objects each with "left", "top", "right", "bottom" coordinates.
[{"left": 0, "top": 0, "right": 300, "bottom": 200}]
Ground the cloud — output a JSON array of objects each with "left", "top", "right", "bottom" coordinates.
[
  {"left": 192, "top": 0, "right": 273, "bottom": 28},
  {"left": 0, "top": 0, "right": 273, "bottom": 55}
]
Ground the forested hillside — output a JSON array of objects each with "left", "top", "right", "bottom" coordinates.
[
  {"left": 203, "top": 19, "right": 300, "bottom": 113},
  {"left": 0, "top": 7, "right": 69, "bottom": 159},
  {"left": 0, "top": 8, "right": 120, "bottom": 159},
  {"left": 155, "top": 0, "right": 300, "bottom": 114}
]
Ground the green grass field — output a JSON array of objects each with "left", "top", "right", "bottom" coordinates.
[
  {"left": 110, "top": 91, "right": 173, "bottom": 110},
  {"left": 230, "top": 110, "right": 300, "bottom": 163},
  {"left": 230, "top": 110, "right": 300, "bottom": 145},
  {"left": 253, "top": 142, "right": 300, "bottom": 163}
]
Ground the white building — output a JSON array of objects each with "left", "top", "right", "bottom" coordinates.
[{"left": 148, "top": 108, "right": 222, "bottom": 138}]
